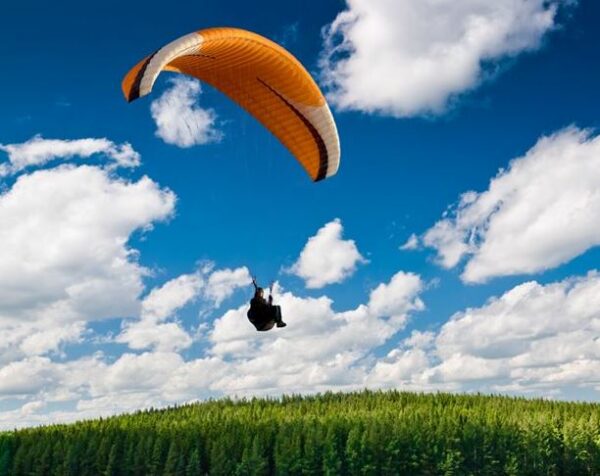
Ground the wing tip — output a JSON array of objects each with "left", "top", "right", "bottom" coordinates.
[{"left": 123, "top": 89, "right": 140, "bottom": 103}]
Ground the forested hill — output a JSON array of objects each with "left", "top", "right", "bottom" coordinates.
[{"left": 1, "top": 390, "right": 600, "bottom": 475}]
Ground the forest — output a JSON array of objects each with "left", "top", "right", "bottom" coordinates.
[{"left": 1, "top": 390, "right": 600, "bottom": 475}]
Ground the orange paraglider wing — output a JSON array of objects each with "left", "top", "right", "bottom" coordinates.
[{"left": 122, "top": 28, "right": 340, "bottom": 181}]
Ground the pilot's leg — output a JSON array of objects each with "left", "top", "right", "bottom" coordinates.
[{"left": 273, "top": 305, "right": 286, "bottom": 328}]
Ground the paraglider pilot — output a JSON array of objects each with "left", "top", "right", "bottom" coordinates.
[{"left": 247, "top": 278, "right": 287, "bottom": 331}]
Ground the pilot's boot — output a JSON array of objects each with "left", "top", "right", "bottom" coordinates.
[{"left": 274, "top": 306, "right": 287, "bottom": 327}]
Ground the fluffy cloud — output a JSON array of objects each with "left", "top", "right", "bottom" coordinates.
[
  {"left": 116, "top": 271, "right": 201, "bottom": 353},
  {"left": 0, "top": 135, "right": 140, "bottom": 176},
  {"left": 151, "top": 78, "right": 222, "bottom": 148},
  {"left": 435, "top": 274, "right": 600, "bottom": 362},
  {"left": 5, "top": 267, "right": 600, "bottom": 429},
  {"left": 289, "top": 219, "right": 367, "bottom": 288},
  {"left": 430, "top": 272, "right": 600, "bottom": 390},
  {"left": 422, "top": 127, "right": 600, "bottom": 283},
  {"left": 208, "top": 272, "right": 424, "bottom": 394},
  {"left": 204, "top": 266, "right": 252, "bottom": 307},
  {"left": 116, "top": 322, "right": 193, "bottom": 353},
  {"left": 368, "top": 272, "right": 425, "bottom": 321},
  {"left": 362, "top": 271, "right": 600, "bottom": 398},
  {"left": 320, "top": 0, "right": 569, "bottom": 116},
  {"left": 0, "top": 357, "right": 59, "bottom": 397},
  {"left": 367, "top": 348, "right": 432, "bottom": 387},
  {"left": 0, "top": 271, "right": 425, "bottom": 428},
  {"left": 3, "top": 127, "right": 599, "bottom": 428},
  {"left": 0, "top": 164, "right": 175, "bottom": 363},
  {"left": 117, "top": 266, "right": 251, "bottom": 352},
  {"left": 118, "top": 271, "right": 201, "bottom": 350},
  {"left": 141, "top": 273, "right": 205, "bottom": 321}
]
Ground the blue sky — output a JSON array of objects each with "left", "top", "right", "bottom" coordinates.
[{"left": 1, "top": 0, "right": 600, "bottom": 427}]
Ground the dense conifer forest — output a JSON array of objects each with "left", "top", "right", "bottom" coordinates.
[{"left": 1, "top": 390, "right": 600, "bottom": 475}]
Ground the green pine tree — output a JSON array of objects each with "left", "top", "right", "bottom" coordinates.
[
  {"left": 164, "top": 440, "right": 183, "bottom": 476},
  {"left": 104, "top": 443, "right": 119, "bottom": 476},
  {"left": 185, "top": 448, "right": 202, "bottom": 476}
]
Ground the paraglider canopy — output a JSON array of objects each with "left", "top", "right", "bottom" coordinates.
[{"left": 122, "top": 27, "right": 340, "bottom": 182}]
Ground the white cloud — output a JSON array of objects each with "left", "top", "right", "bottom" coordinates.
[
  {"left": 204, "top": 267, "right": 252, "bottom": 307},
  {"left": 116, "top": 322, "right": 193, "bottom": 353},
  {"left": 320, "top": 0, "right": 569, "bottom": 117},
  {"left": 435, "top": 274, "right": 600, "bottom": 362},
  {"left": 400, "top": 233, "right": 419, "bottom": 251},
  {"left": 367, "top": 348, "right": 431, "bottom": 386},
  {"left": 0, "top": 352, "right": 223, "bottom": 428},
  {"left": 404, "top": 330, "right": 435, "bottom": 349},
  {"left": 0, "top": 357, "right": 58, "bottom": 396},
  {"left": 97, "top": 352, "right": 185, "bottom": 393},
  {"left": 0, "top": 164, "right": 175, "bottom": 362},
  {"left": 117, "top": 266, "right": 251, "bottom": 352},
  {"left": 0, "top": 135, "right": 140, "bottom": 176},
  {"left": 5, "top": 268, "right": 600, "bottom": 428},
  {"left": 2, "top": 132, "right": 598, "bottom": 428},
  {"left": 289, "top": 219, "right": 367, "bottom": 288},
  {"left": 429, "top": 272, "right": 600, "bottom": 391},
  {"left": 141, "top": 273, "right": 205, "bottom": 321},
  {"left": 116, "top": 272, "right": 202, "bottom": 352},
  {"left": 430, "top": 353, "right": 510, "bottom": 383},
  {"left": 368, "top": 271, "right": 425, "bottom": 322},
  {"left": 0, "top": 270, "right": 426, "bottom": 428},
  {"left": 19, "top": 322, "right": 86, "bottom": 356},
  {"left": 151, "top": 77, "right": 222, "bottom": 148},
  {"left": 423, "top": 127, "right": 600, "bottom": 283},
  {"left": 20, "top": 400, "right": 46, "bottom": 417},
  {"left": 208, "top": 272, "right": 424, "bottom": 394},
  {"left": 363, "top": 271, "right": 600, "bottom": 396}
]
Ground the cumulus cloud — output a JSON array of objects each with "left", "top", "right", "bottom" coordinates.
[
  {"left": 0, "top": 135, "right": 140, "bottom": 176},
  {"left": 3, "top": 128, "right": 599, "bottom": 429},
  {"left": 320, "top": 0, "right": 570, "bottom": 117},
  {"left": 204, "top": 267, "right": 252, "bottom": 307},
  {"left": 151, "top": 77, "right": 222, "bottom": 148},
  {"left": 368, "top": 272, "right": 426, "bottom": 322},
  {"left": 117, "top": 271, "right": 202, "bottom": 353},
  {"left": 116, "top": 322, "right": 193, "bottom": 353},
  {"left": 0, "top": 357, "right": 59, "bottom": 397},
  {"left": 422, "top": 127, "right": 600, "bottom": 283},
  {"left": 289, "top": 219, "right": 367, "bottom": 288},
  {"left": 429, "top": 272, "right": 600, "bottom": 390},
  {"left": 141, "top": 273, "right": 205, "bottom": 321},
  {"left": 19, "top": 322, "right": 86, "bottom": 357},
  {"left": 140, "top": 265, "right": 250, "bottom": 321},
  {"left": 367, "top": 348, "right": 432, "bottom": 387},
  {"left": 363, "top": 271, "right": 600, "bottom": 397},
  {"left": 5, "top": 266, "right": 600, "bottom": 429},
  {"left": 0, "top": 270, "right": 425, "bottom": 428},
  {"left": 117, "top": 266, "right": 251, "bottom": 352},
  {"left": 208, "top": 271, "right": 424, "bottom": 394},
  {"left": 0, "top": 164, "right": 175, "bottom": 363}
]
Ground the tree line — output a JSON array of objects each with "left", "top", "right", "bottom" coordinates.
[{"left": 1, "top": 390, "right": 600, "bottom": 475}]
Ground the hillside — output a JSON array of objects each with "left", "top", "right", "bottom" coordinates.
[{"left": 1, "top": 390, "right": 600, "bottom": 475}]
